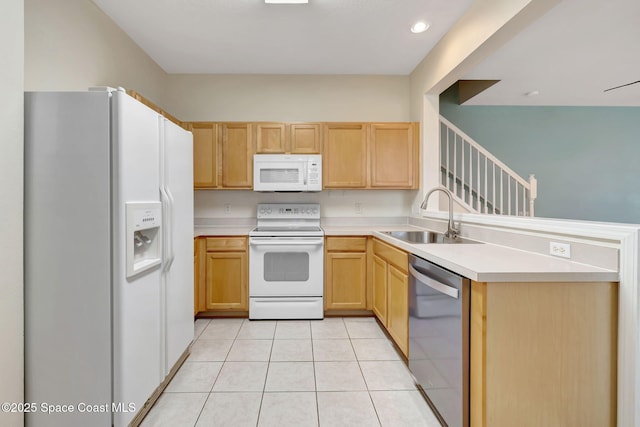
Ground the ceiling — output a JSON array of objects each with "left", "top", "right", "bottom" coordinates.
[
  {"left": 463, "top": 0, "right": 640, "bottom": 106},
  {"left": 91, "top": 0, "right": 472, "bottom": 75},
  {"left": 91, "top": 0, "right": 640, "bottom": 106}
]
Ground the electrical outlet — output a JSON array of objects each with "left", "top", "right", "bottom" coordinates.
[
  {"left": 224, "top": 203, "right": 231, "bottom": 214},
  {"left": 549, "top": 242, "right": 571, "bottom": 258},
  {"left": 355, "top": 202, "right": 362, "bottom": 215}
]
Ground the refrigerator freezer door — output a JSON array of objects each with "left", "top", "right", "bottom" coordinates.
[
  {"left": 25, "top": 91, "right": 113, "bottom": 427},
  {"left": 161, "top": 118, "right": 195, "bottom": 375},
  {"left": 111, "top": 91, "right": 163, "bottom": 427}
]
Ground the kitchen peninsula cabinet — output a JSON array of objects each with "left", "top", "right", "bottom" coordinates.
[
  {"left": 371, "top": 238, "right": 409, "bottom": 356},
  {"left": 470, "top": 280, "right": 618, "bottom": 427},
  {"left": 203, "top": 237, "right": 248, "bottom": 311},
  {"left": 324, "top": 237, "right": 367, "bottom": 311}
]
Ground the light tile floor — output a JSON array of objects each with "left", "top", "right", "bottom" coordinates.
[{"left": 141, "top": 317, "right": 441, "bottom": 427}]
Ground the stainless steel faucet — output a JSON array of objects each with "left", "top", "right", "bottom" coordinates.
[{"left": 420, "top": 187, "right": 459, "bottom": 239}]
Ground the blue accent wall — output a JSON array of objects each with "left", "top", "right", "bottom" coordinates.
[{"left": 440, "top": 86, "right": 640, "bottom": 224}]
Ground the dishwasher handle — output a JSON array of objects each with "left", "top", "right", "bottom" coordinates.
[{"left": 409, "top": 264, "right": 459, "bottom": 299}]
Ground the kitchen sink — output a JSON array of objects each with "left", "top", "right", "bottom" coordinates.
[{"left": 381, "top": 230, "right": 482, "bottom": 244}]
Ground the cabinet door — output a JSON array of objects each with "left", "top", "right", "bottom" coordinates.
[
  {"left": 221, "top": 123, "right": 253, "bottom": 188},
  {"left": 290, "top": 123, "right": 321, "bottom": 154},
  {"left": 370, "top": 123, "right": 418, "bottom": 189},
  {"left": 372, "top": 254, "right": 388, "bottom": 324},
  {"left": 387, "top": 264, "right": 408, "bottom": 356},
  {"left": 323, "top": 124, "right": 368, "bottom": 188},
  {"left": 325, "top": 252, "right": 367, "bottom": 310},
  {"left": 205, "top": 252, "right": 248, "bottom": 310},
  {"left": 194, "top": 240, "right": 199, "bottom": 315},
  {"left": 255, "top": 123, "right": 286, "bottom": 153},
  {"left": 190, "top": 123, "right": 218, "bottom": 188}
]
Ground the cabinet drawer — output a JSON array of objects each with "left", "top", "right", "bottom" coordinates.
[
  {"left": 206, "top": 237, "right": 247, "bottom": 252},
  {"left": 326, "top": 236, "right": 367, "bottom": 252},
  {"left": 372, "top": 238, "right": 408, "bottom": 273}
]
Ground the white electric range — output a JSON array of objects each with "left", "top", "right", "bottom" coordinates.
[{"left": 249, "top": 203, "right": 324, "bottom": 320}]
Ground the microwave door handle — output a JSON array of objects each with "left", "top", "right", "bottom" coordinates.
[{"left": 303, "top": 163, "right": 307, "bottom": 185}]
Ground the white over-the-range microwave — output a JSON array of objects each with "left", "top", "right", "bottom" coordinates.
[{"left": 253, "top": 154, "right": 322, "bottom": 192}]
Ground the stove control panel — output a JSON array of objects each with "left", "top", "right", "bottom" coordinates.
[{"left": 257, "top": 203, "right": 320, "bottom": 219}]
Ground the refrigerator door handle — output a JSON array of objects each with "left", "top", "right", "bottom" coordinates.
[
  {"left": 165, "top": 187, "right": 176, "bottom": 271},
  {"left": 160, "top": 186, "right": 172, "bottom": 273}
]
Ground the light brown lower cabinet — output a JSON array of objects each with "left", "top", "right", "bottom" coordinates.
[
  {"left": 324, "top": 237, "right": 367, "bottom": 310},
  {"left": 194, "top": 239, "right": 199, "bottom": 315},
  {"left": 203, "top": 237, "right": 248, "bottom": 312},
  {"left": 371, "top": 238, "right": 409, "bottom": 356},
  {"left": 386, "top": 264, "right": 409, "bottom": 356},
  {"left": 470, "top": 280, "right": 618, "bottom": 427},
  {"left": 371, "top": 254, "right": 388, "bottom": 323}
]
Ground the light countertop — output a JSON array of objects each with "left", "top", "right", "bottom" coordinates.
[
  {"left": 194, "top": 225, "right": 254, "bottom": 237},
  {"left": 194, "top": 219, "right": 618, "bottom": 283},
  {"left": 372, "top": 231, "right": 618, "bottom": 283}
]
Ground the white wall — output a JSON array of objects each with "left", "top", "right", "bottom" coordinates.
[
  {"left": 0, "top": 1, "right": 24, "bottom": 426},
  {"left": 165, "top": 74, "right": 410, "bottom": 122},
  {"left": 408, "top": 0, "right": 559, "bottom": 211},
  {"left": 195, "top": 190, "right": 417, "bottom": 219},
  {"left": 25, "top": 0, "right": 167, "bottom": 104}
]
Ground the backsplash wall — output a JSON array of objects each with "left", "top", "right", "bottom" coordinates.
[{"left": 195, "top": 190, "right": 416, "bottom": 219}]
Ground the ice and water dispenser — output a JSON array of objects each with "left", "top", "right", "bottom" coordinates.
[{"left": 126, "top": 202, "right": 162, "bottom": 279}]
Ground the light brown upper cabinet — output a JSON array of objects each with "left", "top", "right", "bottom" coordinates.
[
  {"left": 221, "top": 123, "right": 254, "bottom": 188},
  {"left": 186, "top": 121, "right": 417, "bottom": 190},
  {"left": 323, "top": 122, "right": 419, "bottom": 190},
  {"left": 323, "top": 123, "right": 368, "bottom": 188},
  {"left": 254, "top": 123, "right": 322, "bottom": 154},
  {"left": 190, "top": 122, "right": 218, "bottom": 189},
  {"left": 370, "top": 123, "right": 419, "bottom": 189},
  {"left": 255, "top": 123, "right": 286, "bottom": 153},
  {"left": 290, "top": 123, "right": 321, "bottom": 154}
]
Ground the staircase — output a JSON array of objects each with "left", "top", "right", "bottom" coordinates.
[{"left": 439, "top": 116, "right": 537, "bottom": 216}]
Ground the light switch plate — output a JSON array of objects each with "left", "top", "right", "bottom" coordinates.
[{"left": 550, "top": 242, "right": 571, "bottom": 258}]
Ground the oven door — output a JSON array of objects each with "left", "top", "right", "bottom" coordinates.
[{"left": 249, "top": 236, "right": 323, "bottom": 296}]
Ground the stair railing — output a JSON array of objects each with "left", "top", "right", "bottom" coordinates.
[{"left": 440, "top": 116, "right": 537, "bottom": 216}]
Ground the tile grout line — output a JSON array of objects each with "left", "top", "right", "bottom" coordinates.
[
  {"left": 311, "top": 320, "right": 320, "bottom": 427},
  {"left": 349, "top": 319, "right": 385, "bottom": 427}
]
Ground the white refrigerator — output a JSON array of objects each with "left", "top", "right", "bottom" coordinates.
[{"left": 24, "top": 88, "right": 194, "bottom": 427}]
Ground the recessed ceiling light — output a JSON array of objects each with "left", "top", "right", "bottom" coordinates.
[
  {"left": 410, "top": 21, "right": 430, "bottom": 34},
  {"left": 525, "top": 90, "right": 540, "bottom": 97},
  {"left": 265, "top": 0, "right": 308, "bottom": 3}
]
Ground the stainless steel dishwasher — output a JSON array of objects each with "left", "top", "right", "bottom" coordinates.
[{"left": 408, "top": 254, "right": 470, "bottom": 427}]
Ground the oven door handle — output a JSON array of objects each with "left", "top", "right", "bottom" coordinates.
[
  {"left": 409, "top": 264, "right": 459, "bottom": 299},
  {"left": 249, "top": 238, "right": 324, "bottom": 246}
]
